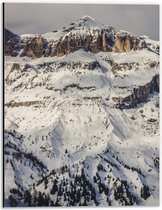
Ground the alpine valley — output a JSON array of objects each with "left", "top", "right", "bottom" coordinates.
[{"left": 4, "top": 16, "right": 159, "bottom": 207}]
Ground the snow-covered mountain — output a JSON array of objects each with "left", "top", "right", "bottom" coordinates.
[{"left": 4, "top": 16, "right": 159, "bottom": 207}]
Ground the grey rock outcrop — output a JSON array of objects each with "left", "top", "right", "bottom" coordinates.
[
  {"left": 113, "top": 74, "right": 159, "bottom": 109},
  {"left": 4, "top": 28, "right": 20, "bottom": 56},
  {"left": 20, "top": 36, "right": 47, "bottom": 58}
]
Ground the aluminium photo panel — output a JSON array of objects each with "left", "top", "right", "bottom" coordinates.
[{"left": 3, "top": 3, "right": 159, "bottom": 207}]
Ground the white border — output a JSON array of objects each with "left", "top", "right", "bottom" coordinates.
[{"left": 0, "top": 0, "right": 160, "bottom": 4}]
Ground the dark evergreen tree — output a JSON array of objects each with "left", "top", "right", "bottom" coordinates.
[
  {"left": 31, "top": 189, "right": 38, "bottom": 206},
  {"left": 76, "top": 189, "right": 81, "bottom": 203},
  {"left": 57, "top": 184, "right": 63, "bottom": 196},
  {"left": 64, "top": 193, "right": 66, "bottom": 201},
  {"left": 8, "top": 194, "right": 17, "bottom": 207},
  {"left": 24, "top": 190, "right": 32, "bottom": 206},
  {"left": 44, "top": 194, "right": 50, "bottom": 206},
  {"left": 83, "top": 197, "right": 87, "bottom": 206},
  {"left": 50, "top": 180, "right": 58, "bottom": 195},
  {"left": 98, "top": 181, "right": 104, "bottom": 194},
  {"left": 141, "top": 185, "right": 151, "bottom": 200},
  {"left": 50, "top": 200, "right": 54, "bottom": 206},
  {"left": 37, "top": 192, "right": 44, "bottom": 206},
  {"left": 44, "top": 178, "right": 48, "bottom": 189},
  {"left": 55, "top": 197, "right": 61, "bottom": 206}
]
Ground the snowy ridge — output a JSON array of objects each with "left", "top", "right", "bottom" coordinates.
[{"left": 42, "top": 15, "right": 105, "bottom": 42}]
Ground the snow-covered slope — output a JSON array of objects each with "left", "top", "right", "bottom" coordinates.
[{"left": 4, "top": 16, "right": 159, "bottom": 207}]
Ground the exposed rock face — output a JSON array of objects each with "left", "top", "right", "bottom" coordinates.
[
  {"left": 89, "top": 31, "right": 102, "bottom": 53},
  {"left": 11, "top": 63, "right": 20, "bottom": 72},
  {"left": 113, "top": 74, "right": 159, "bottom": 109},
  {"left": 140, "top": 36, "right": 159, "bottom": 55},
  {"left": 111, "top": 62, "right": 140, "bottom": 75},
  {"left": 4, "top": 17, "right": 159, "bottom": 58},
  {"left": 5, "top": 100, "right": 40, "bottom": 108},
  {"left": 102, "top": 32, "right": 108, "bottom": 51},
  {"left": 115, "top": 36, "right": 131, "bottom": 52},
  {"left": 4, "top": 28, "right": 20, "bottom": 56},
  {"left": 49, "top": 29, "right": 114, "bottom": 57},
  {"left": 20, "top": 36, "right": 47, "bottom": 58},
  {"left": 18, "top": 30, "right": 146, "bottom": 58},
  {"left": 114, "top": 32, "right": 140, "bottom": 53}
]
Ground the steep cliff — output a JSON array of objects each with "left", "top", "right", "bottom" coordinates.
[
  {"left": 5, "top": 16, "right": 159, "bottom": 58},
  {"left": 113, "top": 74, "right": 159, "bottom": 109},
  {"left": 4, "top": 28, "right": 20, "bottom": 56}
]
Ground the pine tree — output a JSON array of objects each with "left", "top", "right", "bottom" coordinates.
[
  {"left": 98, "top": 181, "right": 104, "bottom": 194},
  {"left": 44, "top": 194, "right": 50, "bottom": 206},
  {"left": 50, "top": 200, "right": 54, "bottom": 206},
  {"left": 9, "top": 194, "right": 17, "bottom": 207},
  {"left": 57, "top": 184, "right": 63, "bottom": 197},
  {"left": 64, "top": 193, "right": 66, "bottom": 201},
  {"left": 44, "top": 178, "right": 48, "bottom": 189},
  {"left": 50, "top": 180, "right": 58, "bottom": 195},
  {"left": 37, "top": 192, "right": 44, "bottom": 206},
  {"left": 31, "top": 189, "right": 37, "bottom": 206},
  {"left": 141, "top": 185, "right": 151, "bottom": 200},
  {"left": 83, "top": 197, "right": 87, "bottom": 206},
  {"left": 55, "top": 197, "right": 61, "bottom": 206},
  {"left": 24, "top": 190, "right": 32, "bottom": 206},
  {"left": 76, "top": 189, "right": 81, "bottom": 203}
]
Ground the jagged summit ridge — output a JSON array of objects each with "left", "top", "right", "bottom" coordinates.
[
  {"left": 76, "top": 15, "right": 101, "bottom": 28},
  {"left": 79, "top": 15, "right": 96, "bottom": 21},
  {"left": 4, "top": 15, "right": 159, "bottom": 58}
]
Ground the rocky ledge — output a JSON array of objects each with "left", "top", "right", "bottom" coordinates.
[
  {"left": 5, "top": 22, "right": 158, "bottom": 58},
  {"left": 113, "top": 74, "right": 159, "bottom": 109}
]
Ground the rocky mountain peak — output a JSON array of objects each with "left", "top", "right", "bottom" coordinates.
[
  {"left": 4, "top": 17, "right": 159, "bottom": 58},
  {"left": 78, "top": 15, "right": 97, "bottom": 24},
  {"left": 5, "top": 28, "right": 20, "bottom": 42},
  {"left": 79, "top": 15, "right": 96, "bottom": 21},
  {"left": 4, "top": 28, "right": 20, "bottom": 56},
  {"left": 75, "top": 15, "right": 103, "bottom": 28}
]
